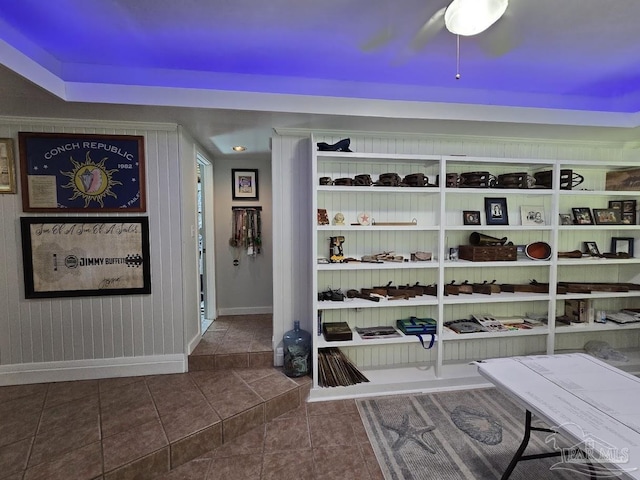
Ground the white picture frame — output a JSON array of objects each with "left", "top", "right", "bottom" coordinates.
[{"left": 521, "top": 206, "right": 545, "bottom": 226}]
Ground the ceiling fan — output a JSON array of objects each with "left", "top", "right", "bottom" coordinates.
[{"left": 362, "top": 0, "right": 516, "bottom": 62}]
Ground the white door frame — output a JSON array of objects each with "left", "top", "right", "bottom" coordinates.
[{"left": 197, "top": 153, "right": 217, "bottom": 323}]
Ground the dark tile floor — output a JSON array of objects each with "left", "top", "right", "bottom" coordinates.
[{"left": 0, "top": 315, "right": 384, "bottom": 480}]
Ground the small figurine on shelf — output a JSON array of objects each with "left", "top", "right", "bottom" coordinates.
[
  {"left": 317, "top": 208, "right": 329, "bottom": 225},
  {"left": 329, "top": 236, "right": 345, "bottom": 263},
  {"left": 333, "top": 212, "right": 345, "bottom": 225}
]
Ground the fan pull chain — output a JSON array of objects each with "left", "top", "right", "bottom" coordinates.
[{"left": 455, "top": 34, "right": 461, "bottom": 79}]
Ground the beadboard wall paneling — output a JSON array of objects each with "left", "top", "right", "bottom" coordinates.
[
  {"left": 271, "top": 135, "right": 312, "bottom": 358},
  {"left": 274, "top": 131, "right": 638, "bottom": 371},
  {"left": 0, "top": 119, "right": 190, "bottom": 382}
]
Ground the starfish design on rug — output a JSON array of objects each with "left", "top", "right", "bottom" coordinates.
[{"left": 383, "top": 413, "right": 437, "bottom": 454}]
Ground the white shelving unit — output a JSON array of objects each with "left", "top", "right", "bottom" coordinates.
[{"left": 309, "top": 136, "right": 640, "bottom": 401}]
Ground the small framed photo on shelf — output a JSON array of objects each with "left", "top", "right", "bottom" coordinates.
[
  {"left": 559, "top": 213, "right": 574, "bottom": 225},
  {"left": 484, "top": 197, "right": 508, "bottom": 225},
  {"left": 463, "top": 210, "right": 481, "bottom": 225},
  {"left": 584, "top": 241, "right": 600, "bottom": 256},
  {"left": 622, "top": 212, "right": 637, "bottom": 225},
  {"left": 593, "top": 208, "right": 622, "bottom": 225},
  {"left": 572, "top": 207, "right": 593, "bottom": 225},
  {"left": 609, "top": 199, "right": 637, "bottom": 224},
  {"left": 611, "top": 237, "right": 634, "bottom": 257},
  {"left": 521, "top": 206, "right": 545, "bottom": 226},
  {"left": 623, "top": 200, "right": 637, "bottom": 224}
]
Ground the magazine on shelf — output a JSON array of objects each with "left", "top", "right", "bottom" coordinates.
[
  {"left": 355, "top": 326, "right": 402, "bottom": 339},
  {"left": 607, "top": 311, "right": 640, "bottom": 324},
  {"left": 472, "top": 315, "right": 510, "bottom": 332},
  {"left": 444, "top": 317, "right": 488, "bottom": 334}
]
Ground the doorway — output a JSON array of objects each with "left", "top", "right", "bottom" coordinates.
[{"left": 197, "top": 154, "right": 216, "bottom": 333}]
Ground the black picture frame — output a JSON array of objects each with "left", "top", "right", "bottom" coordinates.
[
  {"left": 572, "top": 207, "right": 593, "bottom": 225},
  {"left": 231, "top": 168, "right": 259, "bottom": 200},
  {"left": 463, "top": 210, "right": 481, "bottom": 225},
  {"left": 584, "top": 241, "right": 600, "bottom": 256},
  {"left": 20, "top": 216, "right": 151, "bottom": 299},
  {"left": 18, "top": 132, "right": 146, "bottom": 212},
  {"left": 484, "top": 197, "right": 508, "bottom": 225},
  {"left": 593, "top": 208, "right": 622, "bottom": 225},
  {"left": 623, "top": 200, "right": 637, "bottom": 225},
  {"left": 611, "top": 237, "right": 634, "bottom": 257}
]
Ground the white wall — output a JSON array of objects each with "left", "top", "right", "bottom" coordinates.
[
  {"left": 213, "top": 154, "right": 273, "bottom": 315},
  {"left": 0, "top": 116, "right": 202, "bottom": 385},
  {"left": 271, "top": 135, "right": 313, "bottom": 355}
]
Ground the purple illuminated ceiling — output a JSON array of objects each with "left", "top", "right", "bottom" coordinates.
[{"left": 1, "top": 0, "right": 640, "bottom": 113}]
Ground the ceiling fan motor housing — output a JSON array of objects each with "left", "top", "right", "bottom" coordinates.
[{"left": 445, "top": 0, "right": 509, "bottom": 36}]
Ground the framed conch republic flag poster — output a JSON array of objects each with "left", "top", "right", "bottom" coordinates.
[
  {"left": 19, "top": 132, "right": 146, "bottom": 212},
  {"left": 20, "top": 217, "right": 151, "bottom": 299}
]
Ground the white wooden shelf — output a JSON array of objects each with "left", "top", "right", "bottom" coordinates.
[
  {"left": 318, "top": 185, "right": 440, "bottom": 194},
  {"left": 317, "top": 150, "right": 441, "bottom": 162},
  {"left": 318, "top": 261, "right": 439, "bottom": 271},
  {"left": 557, "top": 225, "right": 640, "bottom": 231},
  {"left": 445, "top": 188, "right": 552, "bottom": 195},
  {"left": 442, "top": 292, "right": 551, "bottom": 304},
  {"left": 316, "top": 332, "right": 436, "bottom": 348},
  {"left": 317, "top": 225, "right": 439, "bottom": 231},
  {"left": 441, "top": 327, "right": 549, "bottom": 341},
  {"left": 559, "top": 189, "right": 640, "bottom": 197},
  {"left": 444, "top": 225, "right": 554, "bottom": 231},
  {"left": 556, "top": 291, "right": 640, "bottom": 301},
  {"left": 554, "top": 321, "right": 640, "bottom": 333},
  {"left": 310, "top": 139, "right": 640, "bottom": 400},
  {"left": 444, "top": 259, "right": 551, "bottom": 268},
  {"left": 318, "top": 296, "right": 439, "bottom": 310},
  {"left": 557, "top": 257, "right": 640, "bottom": 265},
  {"left": 308, "top": 362, "right": 488, "bottom": 402}
]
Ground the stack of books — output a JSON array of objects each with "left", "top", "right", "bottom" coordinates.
[{"left": 317, "top": 348, "right": 369, "bottom": 387}]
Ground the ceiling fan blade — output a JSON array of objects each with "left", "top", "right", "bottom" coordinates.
[
  {"left": 360, "top": 26, "right": 396, "bottom": 52},
  {"left": 410, "top": 6, "right": 446, "bottom": 51},
  {"left": 478, "top": 7, "right": 520, "bottom": 56}
]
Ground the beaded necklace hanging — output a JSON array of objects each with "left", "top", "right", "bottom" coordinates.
[{"left": 230, "top": 208, "right": 262, "bottom": 256}]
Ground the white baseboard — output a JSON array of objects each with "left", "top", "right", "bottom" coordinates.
[
  {"left": 217, "top": 306, "right": 273, "bottom": 316},
  {"left": 187, "top": 331, "right": 202, "bottom": 354},
  {"left": 0, "top": 354, "right": 186, "bottom": 386}
]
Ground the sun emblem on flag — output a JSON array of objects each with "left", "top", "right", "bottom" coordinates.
[{"left": 61, "top": 152, "right": 121, "bottom": 207}]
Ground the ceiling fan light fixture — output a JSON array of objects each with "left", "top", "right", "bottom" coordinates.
[{"left": 444, "top": 0, "right": 508, "bottom": 36}]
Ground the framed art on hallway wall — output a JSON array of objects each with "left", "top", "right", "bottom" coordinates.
[{"left": 232, "top": 169, "right": 259, "bottom": 200}]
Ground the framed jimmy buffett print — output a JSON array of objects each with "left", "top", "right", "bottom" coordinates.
[{"left": 20, "top": 216, "right": 151, "bottom": 298}]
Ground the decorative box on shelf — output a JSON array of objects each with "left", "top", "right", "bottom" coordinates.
[
  {"left": 322, "top": 322, "right": 353, "bottom": 341},
  {"left": 458, "top": 245, "right": 517, "bottom": 262}
]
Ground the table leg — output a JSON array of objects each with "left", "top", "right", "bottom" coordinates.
[
  {"left": 501, "top": 410, "right": 534, "bottom": 480},
  {"left": 502, "top": 410, "right": 563, "bottom": 480}
]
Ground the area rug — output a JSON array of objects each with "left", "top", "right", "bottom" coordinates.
[{"left": 357, "top": 388, "right": 584, "bottom": 480}]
